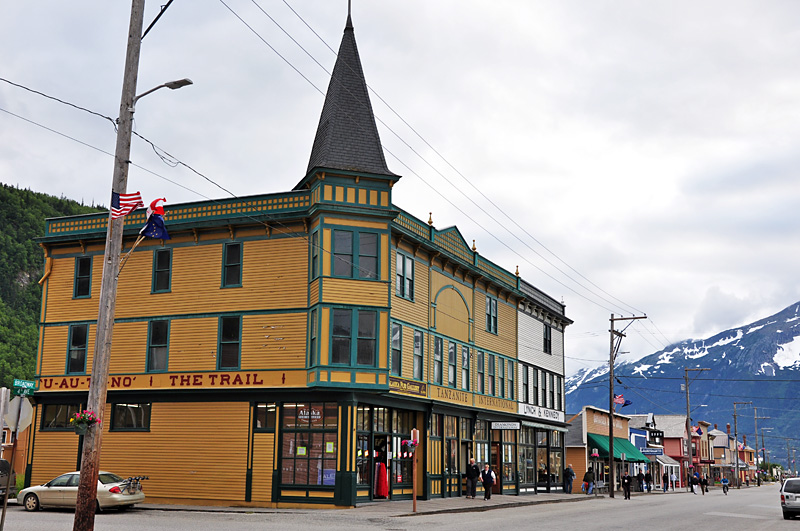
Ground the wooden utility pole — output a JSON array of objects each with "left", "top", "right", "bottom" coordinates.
[
  {"left": 684, "top": 367, "right": 709, "bottom": 491},
  {"left": 608, "top": 314, "right": 646, "bottom": 499},
  {"left": 733, "top": 401, "right": 751, "bottom": 489},
  {"left": 73, "top": 1, "right": 144, "bottom": 529},
  {"left": 754, "top": 407, "right": 769, "bottom": 487}
]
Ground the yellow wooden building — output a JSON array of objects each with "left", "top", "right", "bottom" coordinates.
[{"left": 26, "top": 13, "right": 571, "bottom": 507}]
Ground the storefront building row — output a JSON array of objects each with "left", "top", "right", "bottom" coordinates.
[{"left": 25, "top": 11, "right": 571, "bottom": 508}]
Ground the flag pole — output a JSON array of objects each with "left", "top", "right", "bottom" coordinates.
[{"left": 119, "top": 235, "right": 146, "bottom": 273}]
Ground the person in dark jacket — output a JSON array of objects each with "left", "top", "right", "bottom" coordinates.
[
  {"left": 691, "top": 473, "right": 699, "bottom": 494},
  {"left": 662, "top": 472, "right": 669, "bottom": 493},
  {"left": 481, "top": 464, "right": 496, "bottom": 500},
  {"left": 582, "top": 467, "right": 595, "bottom": 495},
  {"left": 637, "top": 470, "right": 645, "bottom": 492},
  {"left": 565, "top": 464, "right": 576, "bottom": 493},
  {"left": 644, "top": 471, "right": 653, "bottom": 492},
  {"left": 621, "top": 470, "right": 632, "bottom": 500},
  {"left": 465, "top": 458, "right": 480, "bottom": 499},
  {"left": 701, "top": 474, "right": 708, "bottom": 495}
]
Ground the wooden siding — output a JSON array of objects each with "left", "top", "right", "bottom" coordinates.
[
  {"left": 473, "top": 292, "right": 516, "bottom": 358},
  {"left": 108, "top": 321, "right": 148, "bottom": 374},
  {"left": 251, "top": 433, "right": 275, "bottom": 502},
  {"left": 99, "top": 402, "right": 251, "bottom": 501},
  {"left": 309, "top": 278, "right": 320, "bottom": 306},
  {"left": 39, "top": 325, "right": 96, "bottom": 377},
  {"left": 390, "top": 248, "right": 429, "bottom": 328},
  {"left": 518, "top": 312, "right": 562, "bottom": 373},
  {"left": 242, "top": 313, "right": 307, "bottom": 370},
  {"left": 29, "top": 420, "right": 80, "bottom": 486},
  {"left": 44, "top": 237, "right": 308, "bottom": 324},
  {"left": 167, "top": 317, "right": 218, "bottom": 372},
  {"left": 321, "top": 278, "right": 388, "bottom": 307},
  {"left": 430, "top": 271, "right": 471, "bottom": 343},
  {"left": 42, "top": 253, "right": 105, "bottom": 323}
]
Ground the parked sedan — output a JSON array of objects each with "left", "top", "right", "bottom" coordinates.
[
  {"left": 18, "top": 471, "right": 145, "bottom": 511},
  {"left": 781, "top": 477, "right": 800, "bottom": 519}
]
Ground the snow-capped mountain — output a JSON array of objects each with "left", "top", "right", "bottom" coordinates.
[{"left": 566, "top": 301, "right": 800, "bottom": 456}]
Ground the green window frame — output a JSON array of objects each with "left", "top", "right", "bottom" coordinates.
[
  {"left": 332, "top": 229, "right": 379, "bottom": 279},
  {"left": 486, "top": 296, "right": 498, "bottom": 334},
  {"left": 222, "top": 242, "right": 242, "bottom": 288},
  {"left": 434, "top": 337, "right": 443, "bottom": 385},
  {"left": 477, "top": 351, "right": 485, "bottom": 394},
  {"left": 310, "top": 231, "right": 319, "bottom": 279},
  {"left": 111, "top": 403, "right": 151, "bottom": 431},
  {"left": 498, "top": 357, "right": 505, "bottom": 398},
  {"left": 447, "top": 342, "right": 457, "bottom": 387},
  {"left": 152, "top": 248, "right": 172, "bottom": 293},
  {"left": 309, "top": 309, "right": 318, "bottom": 365},
  {"left": 544, "top": 324, "right": 552, "bottom": 354},
  {"left": 218, "top": 316, "right": 241, "bottom": 370},
  {"left": 73, "top": 256, "right": 92, "bottom": 298},
  {"left": 391, "top": 323, "right": 402, "bottom": 376},
  {"left": 488, "top": 354, "right": 495, "bottom": 396},
  {"left": 507, "top": 360, "right": 514, "bottom": 400},
  {"left": 254, "top": 403, "right": 277, "bottom": 431},
  {"left": 413, "top": 330, "right": 423, "bottom": 380},
  {"left": 395, "top": 252, "right": 414, "bottom": 300},
  {"left": 461, "top": 345, "right": 470, "bottom": 391},
  {"left": 330, "top": 308, "right": 377, "bottom": 366},
  {"left": 147, "top": 320, "right": 169, "bottom": 372},
  {"left": 41, "top": 404, "right": 82, "bottom": 431},
  {"left": 281, "top": 402, "right": 338, "bottom": 487},
  {"left": 67, "top": 324, "right": 88, "bottom": 374}
]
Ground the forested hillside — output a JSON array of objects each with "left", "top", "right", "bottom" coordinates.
[{"left": 0, "top": 183, "right": 101, "bottom": 388}]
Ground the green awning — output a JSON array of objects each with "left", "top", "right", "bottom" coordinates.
[{"left": 586, "top": 433, "right": 649, "bottom": 463}]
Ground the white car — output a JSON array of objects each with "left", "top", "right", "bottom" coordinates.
[
  {"left": 18, "top": 471, "right": 145, "bottom": 512},
  {"left": 781, "top": 477, "right": 800, "bottom": 520}
]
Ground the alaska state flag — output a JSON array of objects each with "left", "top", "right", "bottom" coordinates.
[
  {"left": 621, "top": 399, "right": 633, "bottom": 408},
  {"left": 140, "top": 198, "right": 170, "bottom": 239}
]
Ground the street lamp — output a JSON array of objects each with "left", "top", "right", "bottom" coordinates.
[{"left": 132, "top": 77, "right": 192, "bottom": 108}]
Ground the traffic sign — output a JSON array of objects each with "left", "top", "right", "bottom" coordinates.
[{"left": 12, "top": 379, "right": 35, "bottom": 390}]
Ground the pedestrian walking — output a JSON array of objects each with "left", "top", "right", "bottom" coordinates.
[
  {"left": 621, "top": 470, "right": 632, "bottom": 500},
  {"left": 670, "top": 471, "right": 677, "bottom": 491},
  {"left": 465, "top": 458, "right": 480, "bottom": 499},
  {"left": 662, "top": 472, "right": 669, "bottom": 493},
  {"left": 480, "top": 464, "right": 496, "bottom": 500},
  {"left": 582, "top": 467, "right": 595, "bottom": 495},
  {"left": 636, "top": 470, "right": 645, "bottom": 492},
  {"left": 691, "top": 473, "right": 699, "bottom": 494},
  {"left": 565, "top": 464, "right": 576, "bottom": 494},
  {"left": 644, "top": 471, "right": 653, "bottom": 493},
  {"left": 701, "top": 474, "right": 708, "bottom": 495}
]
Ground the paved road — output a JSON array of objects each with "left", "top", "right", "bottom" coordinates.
[{"left": 2, "top": 484, "right": 792, "bottom": 530}]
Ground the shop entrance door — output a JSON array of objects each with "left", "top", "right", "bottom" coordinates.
[{"left": 491, "top": 441, "right": 502, "bottom": 494}]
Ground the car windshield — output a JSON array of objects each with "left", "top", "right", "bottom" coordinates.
[
  {"left": 98, "top": 473, "right": 125, "bottom": 485},
  {"left": 784, "top": 480, "right": 800, "bottom": 494}
]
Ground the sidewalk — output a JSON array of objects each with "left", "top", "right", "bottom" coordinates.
[{"left": 127, "top": 491, "right": 597, "bottom": 517}]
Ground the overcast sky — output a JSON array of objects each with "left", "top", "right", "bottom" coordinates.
[{"left": 3, "top": 1, "right": 800, "bottom": 375}]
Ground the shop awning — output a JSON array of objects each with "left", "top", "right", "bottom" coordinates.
[
  {"left": 521, "top": 420, "right": 568, "bottom": 432},
  {"left": 656, "top": 454, "right": 681, "bottom": 467},
  {"left": 586, "top": 433, "right": 649, "bottom": 463}
]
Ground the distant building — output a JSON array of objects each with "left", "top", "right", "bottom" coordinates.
[{"left": 25, "top": 12, "right": 570, "bottom": 507}]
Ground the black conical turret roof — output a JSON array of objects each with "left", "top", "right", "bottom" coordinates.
[{"left": 303, "top": 15, "right": 397, "bottom": 180}]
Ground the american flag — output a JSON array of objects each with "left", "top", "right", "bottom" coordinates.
[
  {"left": 111, "top": 191, "right": 144, "bottom": 219},
  {"left": 613, "top": 394, "right": 625, "bottom": 405}
]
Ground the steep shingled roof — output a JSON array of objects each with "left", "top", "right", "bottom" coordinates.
[{"left": 304, "top": 15, "right": 397, "bottom": 179}]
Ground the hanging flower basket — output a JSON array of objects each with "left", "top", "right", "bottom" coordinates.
[
  {"left": 70, "top": 410, "right": 101, "bottom": 435},
  {"left": 402, "top": 439, "right": 419, "bottom": 454}
]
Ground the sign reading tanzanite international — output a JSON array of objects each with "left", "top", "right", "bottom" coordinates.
[{"left": 519, "top": 403, "right": 565, "bottom": 423}]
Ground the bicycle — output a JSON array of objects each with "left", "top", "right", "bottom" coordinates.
[{"left": 119, "top": 475, "right": 148, "bottom": 494}]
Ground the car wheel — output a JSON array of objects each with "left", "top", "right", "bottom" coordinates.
[
  {"left": 783, "top": 511, "right": 790, "bottom": 520},
  {"left": 23, "top": 494, "right": 40, "bottom": 512},
  {"left": 96, "top": 500, "right": 102, "bottom": 514}
]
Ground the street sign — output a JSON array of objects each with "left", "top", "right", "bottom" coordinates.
[
  {"left": 3, "top": 397, "right": 33, "bottom": 433},
  {"left": 12, "top": 379, "right": 34, "bottom": 390}
]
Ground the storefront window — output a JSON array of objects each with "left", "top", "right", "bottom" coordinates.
[
  {"left": 392, "top": 410, "right": 413, "bottom": 486},
  {"left": 281, "top": 402, "right": 338, "bottom": 486},
  {"left": 518, "top": 427, "right": 536, "bottom": 485},
  {"left": 475, "top": 420, "right": 489, "bottom": 465}
]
